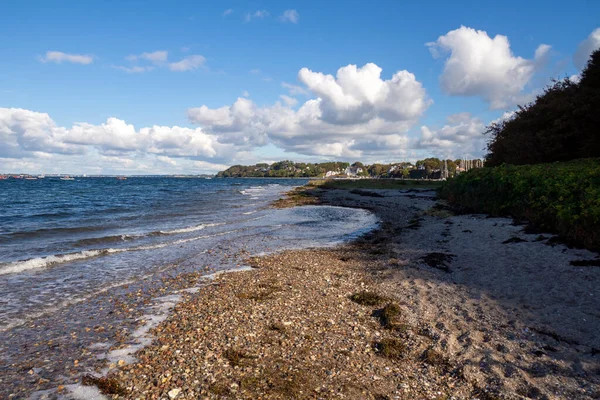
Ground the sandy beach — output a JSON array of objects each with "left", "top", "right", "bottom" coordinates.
[{"left": 71, "top": 184, "right": 597, "bottom": 399}]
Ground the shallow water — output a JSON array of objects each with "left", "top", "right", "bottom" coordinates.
[{"left": 0, "top": 177, "right": 378, "bottom": 397}]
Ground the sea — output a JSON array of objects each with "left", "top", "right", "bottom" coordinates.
[{"left": 0, "top": 177, "right": 377, "bottom": 397}]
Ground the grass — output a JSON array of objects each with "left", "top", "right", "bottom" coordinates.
[
  {"left": 239, "top": 366, "right": 315, "bottom": 399},
  {"left": 379, "top": 303, "right": 402, "bottom": 330},
  {"left": 81, "top": 375, "right": 127, "bottom": 396},
  {"left": 373, "top": 338, "right": 406, "bottom": 359},
  {"left": 422, "top": 348, "right": 448, "bottom": 368},
  {"left": 272, "top": 188, "right": 319, "bottom": 208},
  {"left": 237, "top": 281, "right": 282, "bottom": 301},
  {"left": 308, "top": 179, "right": 443, "bottom": 190},
  {"left": 420, "top": 253, "right": 455, "bottom": 273},
  {"left": 224, "top": 348, "right": 255, "bottom": 367},
  {"left": 349, "top": 291, "right": 388, "bottom": 306}
]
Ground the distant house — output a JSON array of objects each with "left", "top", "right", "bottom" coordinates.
[
  {"left": 325, "top": 170, "right": 339, "bottom": 177},
  {"left": 344, "top": 166, "right": 363, "bottom": 177}
]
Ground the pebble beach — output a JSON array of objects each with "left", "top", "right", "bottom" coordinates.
[{"left": 14, "top": 184, "right": 600, "bottom": 399}]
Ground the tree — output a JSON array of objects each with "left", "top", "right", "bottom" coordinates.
[{"left": 485, "top": 49, "right": 600, "bottom": 166}]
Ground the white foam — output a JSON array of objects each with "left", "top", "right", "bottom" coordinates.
[
  {"left": 65, "top": 383, "right": 107, "bottom": 400},
  {"left": 243, "top": 211, "right": 257, "bottom": 215},
  {"left": 102, "top": 294, "right": 182, "bottom": 368},
  {"left": 201, "top": 265, "right": 255, "bottom": 281},
  {"left": 0, "top": 249, "right": 124, "bottom": 276},
  {"left": 159, "top": 222, "right": 223, "bottom": 235},
  {"left": 0, "top": 230, "right": 234, "bottom": 276}
]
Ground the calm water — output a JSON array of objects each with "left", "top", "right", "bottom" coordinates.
[{"left": 0, "top": 177, "right": 377, "bottom": 331}]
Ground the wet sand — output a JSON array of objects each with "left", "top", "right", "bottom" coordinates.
[{"left": 20, "top": 185, "right": 600, "bottom": 399}]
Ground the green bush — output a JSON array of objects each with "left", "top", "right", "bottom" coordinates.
[{"left": 439, "top": 159, "right": 600, "bottom": 250}]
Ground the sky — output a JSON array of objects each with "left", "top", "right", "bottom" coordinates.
[{"left": 1, "top": 0, "right": 599, "bottom": 175}]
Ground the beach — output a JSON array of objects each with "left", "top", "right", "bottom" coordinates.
[{"left": 96, "top": 184, "right": 600, "bottom": 399}]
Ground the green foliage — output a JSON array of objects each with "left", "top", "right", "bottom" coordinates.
[
  {"left": 216, "top": 158, "right": 470, "bottom": 179},
  {"left": 216, "top": 161, "right": 350, "bottom": 178},
  {"left": 486, "top": 49, "right": 600, "bottom": 166},
  {"left": 440, "top": 159, "right": 600, "bottom": 250}
]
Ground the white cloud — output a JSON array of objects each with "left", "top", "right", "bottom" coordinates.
[
  {"left": 279, "top": 95, "right": 298, "bottom": 107},
  {"left": 417, "top": 113, "right": 487, "bottom": 158},
  {"left": 282, "top": 82, "right": 309, "bottom": 96},
  {"left": 223, "top": 8, "right": 233, "bottom": 16},
  {"left": 242, "top": 90, "right": 250, "bottom": 97},
  {"left": 126, "top": 50, "right": 168, "bottom": 63},
  {"left": 574, "top": 27, "right": 600, "bottom": 70},
  {"left": 40, "top": 51, "right": 94, "bottom": 65},
  {"left": 279, "top": 9, "right": 299, "bottom": 24},
  {"left": 188, "top": 63, "right": 430, "bottom": 159},
  {"left": 298, "top": 63, "right": 431, "bottom": 124},
  {"left": 113, "top": 65, "right": 154, "bottom": 73},
  {"left": 0, "top": 108, "right": 237, "bottom": 171},
  {"left": 244, "top": 10, "right": 269, "bottom": 22},
  {"left": 168, "top": 55, "right": 206, "bottom": 72},
  {"left": 427, "top": 26, "right": 550, "bottom": 109}
]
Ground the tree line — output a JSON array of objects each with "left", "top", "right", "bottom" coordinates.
[
  {"left": 216, "top": 158, "right": 482, "bottom": 178},
  {"left": 485, "top": 49, "right": 600, "bottom": 166}
]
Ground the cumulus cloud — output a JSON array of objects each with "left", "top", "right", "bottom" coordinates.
[
  {"left": 298, "top": 63, "right": 431, "bottom": 124},
  {"left": 169, "top": 55, "right": 206, "bottom": 72},
  {"left": 0, "top": 108, "right": 237, "bottom": 171},
  {"left": 417, "top": 113, "right": 492, "bottom": 159},
  {"left": 427, "top": 26, "right": 550, "bottom": 109},
  {"left": 188, "top": 63, "right": 431, "bottom": 159},
  {"left": 40, "top": 51, "right": 94, "bottom": 65},
  {"left": 574, "top": 27, "right": 600, "bottom": 70},
  {"left": 279, "top": 9, "right": 299, "bottom": 24},
  {"left": 223, "top": 8, "right": 233, "bottom": 16}
]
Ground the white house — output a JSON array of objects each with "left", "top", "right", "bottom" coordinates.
[{"left": 344, "top": 166, "right": 363, "bottom": 176}]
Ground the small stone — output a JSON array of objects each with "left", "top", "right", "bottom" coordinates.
[{"left": 168, "top": 388, "right": 181, "bottom": 399}]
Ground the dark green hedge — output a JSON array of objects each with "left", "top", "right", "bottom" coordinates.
[{"left": 439, "top": 159, "right": 600, "bottom": 250}]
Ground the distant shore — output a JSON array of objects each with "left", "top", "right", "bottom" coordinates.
[{"left": 99, "top": 182, "right": 600, "bottom": 399}]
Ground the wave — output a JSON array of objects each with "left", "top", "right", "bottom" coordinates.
[
  {"left": 0, "top": 225, "right": 106, "bottom": 241},
  {"left": 0, "top": 229, "right": 237, "bottom": 276},
  {"left": 158, "top": 222, "right": 223, "bottom": 235},
  {"left": 74, "top": 234, "right": 138, "bottom": 246}
]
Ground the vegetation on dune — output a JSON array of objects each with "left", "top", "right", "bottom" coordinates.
[
  {"left": 441, "top": 50, "right": 600, "bottom": 251},
  {"left": 485, "top": 49, "right": 600, "bottom": 166},
  {"left": 440, "top": 159, "right": 600, "bottom": 250}
]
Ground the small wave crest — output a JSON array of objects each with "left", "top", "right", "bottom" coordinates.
[
  {"left": 0, "top": 229, "right": 238, "bottom": 276},
  {"left": 158, "top": 222, "right": 223, "bottom": 235}
]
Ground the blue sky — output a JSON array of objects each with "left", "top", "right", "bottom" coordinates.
[{"left": 1, "top": 0, "right": 599, "bottom": 174}]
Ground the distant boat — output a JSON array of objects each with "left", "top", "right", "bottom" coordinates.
[
  {"left": 37, "top": 175, "right": 45, "bottom": 179},
  {"left": 116, "top": 176, "right": 127, "bottom": 180},
  {"left": 0, "top": 175, "right": 7, "bottom": 180},
  {"left": 25, "top": 177, "right": 38, "bottom": 180},
  {"left": 60, "top": 176, "right": 75, "bottom": 181}
]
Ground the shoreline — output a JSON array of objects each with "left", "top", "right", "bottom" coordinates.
[
  {"left": 16, "top": 184, "right": 600, "bottom": 399},
  {"left": 108, "top": 185, "right": 600, "bottom": 398}
]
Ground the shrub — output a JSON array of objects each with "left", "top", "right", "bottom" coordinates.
[{"left": 439, "top": 159, "right": 600, "bottom": 250}]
